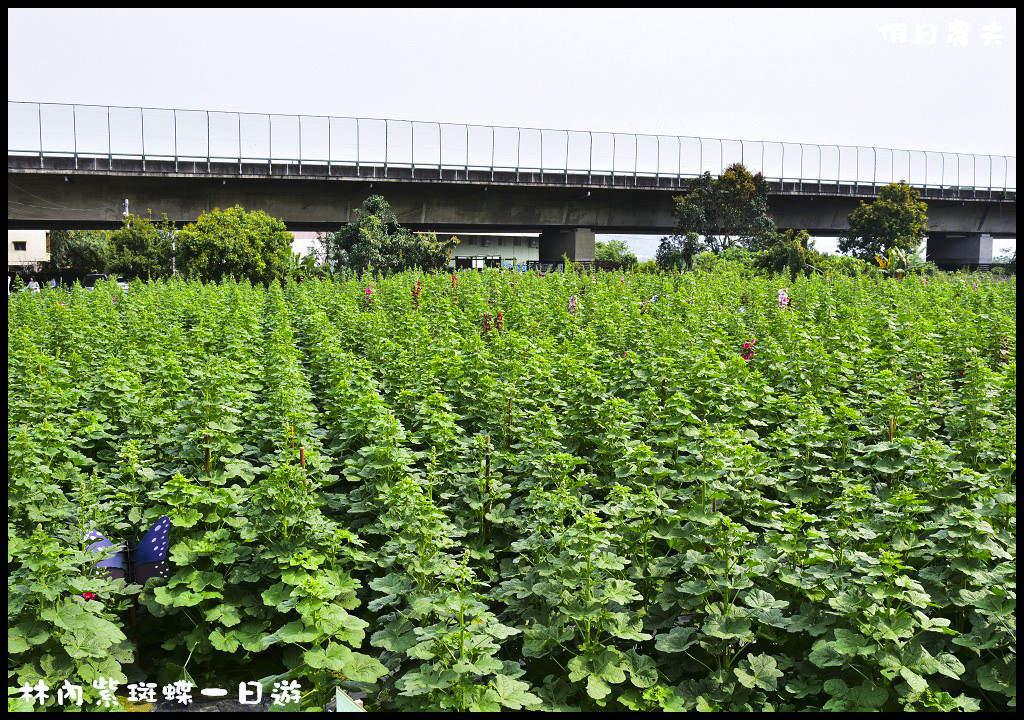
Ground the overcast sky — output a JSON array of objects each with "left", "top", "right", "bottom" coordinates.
[{"left": 8, "top": 8, "right": 1016, "bottom": 257}]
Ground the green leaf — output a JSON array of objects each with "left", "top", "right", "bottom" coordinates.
[
  {"left": 734, "top": 653, "right": 784, "bottom": 691},
  {"left": 655, "top": 626, "right": 697, "bottom": 653},
  {"left": 209, "top": 628, "right": 240, "bottom": 652},
  {"left": 703, "top": 614, "right": 753, "bottom": 641},
  {"left": 568, "top": 649, "right": 627, "bottom": 686},
  {"left": 371, "top": 618, "right": 418, "bottom": 654},
  {"left": 311, "top": 603, "right": 367, "bottom": 645},
  {"left": 262, "top": 582, "right": 293, "bottom": 606},
  {"left": 9, "top": 621, "right": 49, "bottom": 654},
  {"left": 822, "top": 678, "right": 888, "bottom": 711},
  {"left": 303, "top": 641, "right": 351, "bottom": 671},
  {"left": 277, "top": 619, "right": 320, "bottom": 643},
  {"left": 831, "top": 628, "right": 874, "bottom": 657},
  {"left": 488, "top": 674, "right": 542, "bottom": 710},
  {"left": 624, "top": 650, "right": 658, "bottom": 689},
  {"left": 205, "top": 603, "right": 242, "bottom": 628},
  {"left": 587, "top": 675, "right": 612, "bottom": 700},
  {"left": 743, "top": 589, "right": 789, "bottom": 611}
]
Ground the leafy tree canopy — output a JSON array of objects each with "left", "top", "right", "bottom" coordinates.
[
  {"left": 176, "top": 205, "right": 294, "bottom": 285},
  {"left": 754, "top": 229, "right": 824, "bottom": 280},
  {"left": 838, "top": 181, "right": 928, "bottom": 261},
  {"left": 656, "top": 232, "right": 701, "bottom": 271},
  {"left": 669, "top": 163, "right": 775, "bottom": 259},
  {"left": 328, "top": 195, "right": 458, "bottom": 275},
  {"left": 595, "top": 238, "right": 638, "bottom": 267},
  {"left": 109, "top": 211, "right": 175, "bottom": 280},
  {"left": 46, "top": 229, "right": 113, "bottom": 273}
]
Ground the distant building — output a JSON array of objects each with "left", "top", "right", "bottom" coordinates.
[
  {"left": 8, "top": 230, "right": 50, "bottom": 272},
  {"left": 290, "top": 231, "right": 540, "bottom": 269},
  {"left": 290, "top": 231, "right": 321, "bottom": 258},
  {"left": 441, "top": 234, "right": 540, "bottom": 269}
]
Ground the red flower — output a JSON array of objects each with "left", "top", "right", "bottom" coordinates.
[{"left": 82, "top": 592, "right": 96, "bottom": 601}]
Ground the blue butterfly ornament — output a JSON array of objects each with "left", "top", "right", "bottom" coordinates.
[{"left": 84, "top": 516, "right": 172, "bottom": 584}]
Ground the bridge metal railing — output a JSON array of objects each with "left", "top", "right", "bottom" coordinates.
[{"left": 7, "top": 101, "right": 1017, "bottom": 198}]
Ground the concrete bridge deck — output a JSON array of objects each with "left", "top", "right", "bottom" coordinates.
[{"left": 9, "top": 155, "right": 1016, "bottom": 241}]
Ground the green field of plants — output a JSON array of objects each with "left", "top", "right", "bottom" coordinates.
[{"left": 7, "top": 269, "right": 1016, "bottom": 712}]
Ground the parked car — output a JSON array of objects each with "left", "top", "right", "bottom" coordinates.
[
  {"left": 81, "top": 274, "right": 129, "bottom": 291},
  {"left": 81, "top": 274, "right": 108, "bottom": 289}
]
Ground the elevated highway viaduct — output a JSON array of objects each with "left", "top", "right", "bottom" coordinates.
[{"left": 8, "top": 156, "right": 1015, "bottom": 268}]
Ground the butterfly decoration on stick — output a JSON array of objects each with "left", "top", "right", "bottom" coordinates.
[{"left": 84, "top": 516, "right": 172, "bottom": 584}]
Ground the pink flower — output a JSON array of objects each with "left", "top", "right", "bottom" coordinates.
[
  {"left": 741, "top": 340, "right": 756, "bottom": 361},
  {"left": 921, "top": 276, "right": 928, "bottom": 285},
  {"left": 82, "top": 592, "right": 96, "bottom": 601}
]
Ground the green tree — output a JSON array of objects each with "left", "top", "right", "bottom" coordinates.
[
  {"left": 328, "top": 195, "right": 458, "bottom": 275},
  {"left": 838, "top": 181, "right": 928, "bottom": 261},
  {"left": 669, "top": 163, "right": 775, "bottom": 257},
  {"left": 175, "top": 205, "right": 294, "bottom": 285},
  {"left": 754, "top": 229, "right": 825, "bottom": 280},
  {"left": 109, "top": 212, "right": 175, "bottom": 280},
  {"left": 656, "top": 232, "right": 701, "bottom": 271},
  {"left": 595, "top": 238, "right": 639, "bottom": 268},
  {"left": 46, "top": 229, "right": 113, "bottom": 273}
]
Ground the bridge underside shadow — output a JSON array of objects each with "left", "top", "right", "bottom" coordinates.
[{"left": 8, "top": 164, "right": 1016, "bottom": 266}]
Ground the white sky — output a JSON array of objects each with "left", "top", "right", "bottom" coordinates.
[{"left": 8, "top": 8, "right": 1017, "bottom": 258}]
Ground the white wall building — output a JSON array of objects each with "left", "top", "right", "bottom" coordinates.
[
  {"left": 8, "top": 230, "right": 50, "bottom": 268},
  {"left": 443, "top": 233, "right": 540, "bottom": 268},
  {"left": 290, "top": 231, "right": 541, "bottom": 268}
]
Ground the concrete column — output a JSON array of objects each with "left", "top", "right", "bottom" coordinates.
[
  {"left": 926, "top": 232, "right": 993, "bottom": 270},
  {"left": 539, "top": 228, "right": 596, "bottom": 264}
]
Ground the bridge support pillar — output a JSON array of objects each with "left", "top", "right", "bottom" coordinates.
[
  {"left": 926, "top": 232, "right": 993, "bottom": 270},
  {"left": 539, "top": 228, "right": 595, "bottom": 265}
]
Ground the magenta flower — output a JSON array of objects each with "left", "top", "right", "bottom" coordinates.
[{"left": 82, "top": 592, "right": 96, "bottom": 601}]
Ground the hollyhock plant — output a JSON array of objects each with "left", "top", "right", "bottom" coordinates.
[
  {"left": 778, "top": 289, "right": 790, "bottom": 309},
  {"left": 568, "top": 296, "right": 578, "bottom": 314}
]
